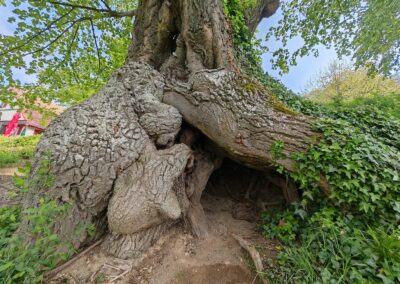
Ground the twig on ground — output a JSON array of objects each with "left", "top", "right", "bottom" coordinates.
[
  {"left": 104, "top": 263, "right": 123, "bottom": 271},
  {"left": 44, "top": 239, "right": 104, "bottom": 280},
  {"left": 108, "top": 270, "right": 130, "bottom": 282},
  {"left": 251, "top": 274, "right": 259, "bottom": 284},
  {"left": 90, "top": 264, "right": 103, "bottom": 283}
]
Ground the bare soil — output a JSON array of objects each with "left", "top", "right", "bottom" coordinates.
[{"left": 49, "top": 194, "right": 278, "bottom": 284}]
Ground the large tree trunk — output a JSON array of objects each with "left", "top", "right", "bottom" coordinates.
[{"left": 22, "top": 0, "right": 315, "bottom": 259}]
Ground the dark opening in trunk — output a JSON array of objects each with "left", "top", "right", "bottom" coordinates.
[{"left": 202, "top": 159, "right": 287, "bottom": 223}]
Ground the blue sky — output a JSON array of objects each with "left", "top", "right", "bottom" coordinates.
[
  {"left": 258, "top": 11, "right": 341, "bottom": 93},
  {"left": 0, "top": 2, "right": 341, "bottom": 93},
  {"left": 0, "top": 3, "right": 38, "bottom": 84}
]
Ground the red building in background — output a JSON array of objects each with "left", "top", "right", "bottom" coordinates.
[
  {"left": 0, "top": 106, "right": 47, "bottom": 136},
  {"left": 0, "top": 89, "right": 64, "bottom": 136}
]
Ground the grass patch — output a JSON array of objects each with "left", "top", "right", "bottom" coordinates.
[{"left": 0, "top": 136, "right": 40, "bottom": 168}]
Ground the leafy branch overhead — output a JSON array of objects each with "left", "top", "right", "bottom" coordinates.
[
  {"left": 0, "top": 0, "right": 137, "bottom": 105},
  {"left": 268, "top": 0, "right": 400, "bottom": 75}
]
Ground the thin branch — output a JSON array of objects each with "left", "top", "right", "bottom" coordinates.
[
  {"left": 55, "top": 23, "right": 81, "bottom": 84},
  {"left": 48, "top": 1, "right": 110, "bottom": 13},
  {"left": 66, "top": 24, "right": 80, "bottom": 62},
  {"left": 21, "top": 16, "right": 91, "bottom": 57},
  {"left": 89, "top": 19, "right": 101, "bottom": 74},
  {"left": 99, "top": 0, "right": 112, "bottom": 11},
  {"left": 71, "top": 65, "right": 82, "bottom": 84},
  {"left": 21, "top": 25, "right": 73, "bottom": 57},
  {"left": 48, "top": 1, "right": 136, "bottom": 18},
  {"left": 0, "top": 8, "right": 74, "bottom": 56}
]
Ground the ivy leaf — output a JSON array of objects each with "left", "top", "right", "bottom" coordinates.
[{"left": 294, "top": 208, "right": 307, "bottom": 219}]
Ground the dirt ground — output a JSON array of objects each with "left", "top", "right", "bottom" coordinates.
[{"left": 49, "top": 194, "right": 279, "bottom": 284}]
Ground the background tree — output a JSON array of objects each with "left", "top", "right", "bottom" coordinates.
[{"left": 304, "top": 60, "right": 400, "bottom": 104}]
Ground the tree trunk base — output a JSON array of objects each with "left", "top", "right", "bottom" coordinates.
[{"left": 103, "top": 223, "right": 173, "bottom": 259}]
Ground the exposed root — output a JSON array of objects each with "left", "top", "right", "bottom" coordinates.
[
  {"left": 230, "top": 233, "right": 270, "bottom": 284},
  {"left": 45, "top": 239, "right": 103, "bottom": 281}
]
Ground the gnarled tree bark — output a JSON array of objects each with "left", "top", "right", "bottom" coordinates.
[
  {"left": 245, "top": 0, "right": 279, "bottom": 36},
  {"left": 22, "top": 0, "right": 316, "bottom": 260}
]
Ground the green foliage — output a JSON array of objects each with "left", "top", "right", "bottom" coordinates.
[
  {"left": 267, "top": 0, "right": 400, "bottom": 75},
  {"left": 226, "top": 14, "right": 400, "bottom": 279},
  {"left": 327, "top": 106, "right": 400, "bottom": 149},
  {"left": 330, "top": 93, "right": 400, "bottom": 121},
  {"left": 0, "top": 203, "right": 72, "bottom": 283},
  {"left": 261, "top": 210, "right": 299, "bottom": 244},
  {"left": 262, "top": 100, "right": 400, "bottom": 282},
  {"left": 0, "top": 135, "right": 40, "bottom": 167},
  {"left": 0, "top": 206, "right": 20, "bottom": 238},
  {"left": 224, "top": 0, "right": 266, "bottom": 79},
  {"left": 270, "top": 140, "right": 285, "bottom": 160},
  {"left": 0, "top": 158, "right": 73, "bottom": 283},
  {"left": 0, "top": 0, "right": 136, "bottom": 106},
  {"left": 258, "top": 65, "right": 400, "bottom": 283},
  {"left": 267, "top": 211, "right": 400, "bottom": 283},
  {"left": 292, "top": 117, "right": 399, "bottom": 218},
  {"left": 305, "top": 61, "right": 400, "bottom": 104}
]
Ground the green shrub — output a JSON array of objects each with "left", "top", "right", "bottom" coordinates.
[
  {"left": 0, "top": 152, "right": 20, "bottom": 167},
  {"left": 0, "top": 203, "right": 72, "bottom": 283},
  {"left": 0, "top": 206, "right": 21, "bottom": 239},
  {"left": 331, "top": 93, "right": 400, "bottom": 120},
  {"left": 0, "top": 158, "right": 73, "bottom": 283},
  {"left": 261, "top": 210, "right": 299, "bottom": 244}
]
